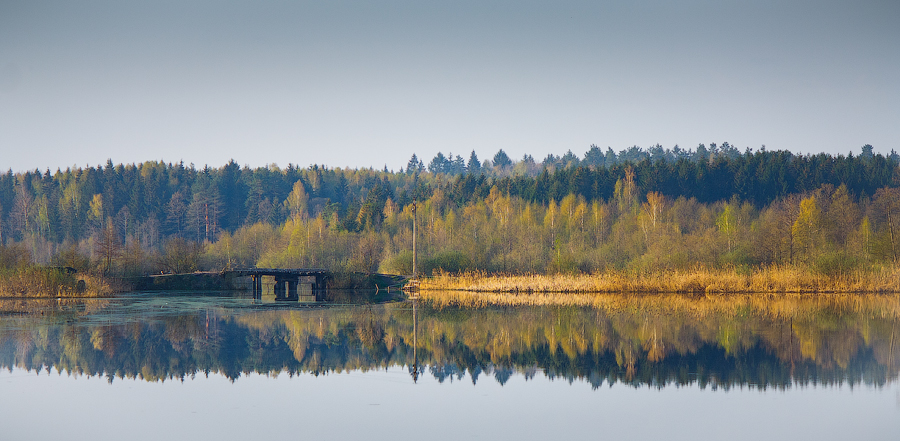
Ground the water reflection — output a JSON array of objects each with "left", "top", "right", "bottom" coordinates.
[{"left": 0, "top": 293, "right": 897, "bottom": 389}]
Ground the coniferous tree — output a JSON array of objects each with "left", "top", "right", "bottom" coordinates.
[
  {"left": 428, "top": 152, "right": 448, "bottom": 174},
  {"left": 467, "top": 151, "right": 481, "bottom": 174},
  {"left": 492, "top": 149, "right": 512, "bottom": 169}
]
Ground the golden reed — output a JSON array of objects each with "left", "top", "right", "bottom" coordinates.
[
  {"left": 420, "top": 266, "right": 900, "bottom": 296},
  {"left": 0, "top": 272, "right": 113, "bottom": 298}
]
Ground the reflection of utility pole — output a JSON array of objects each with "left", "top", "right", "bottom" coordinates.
[
  {"left": 890, "top": 320, "right": 895, "bottom": 371},
  {"left": 411, "top": 299, "right": 419, "bottom": 383},
  {"left": 790, "top": 317, "right": 794, "bottom": 377}
]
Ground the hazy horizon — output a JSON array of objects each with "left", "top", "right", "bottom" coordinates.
[{"left": 2, "top": 1, "right": 898, "bottom": 174}]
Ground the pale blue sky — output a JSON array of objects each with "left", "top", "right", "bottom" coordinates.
[{"left": 1, "top": 0, "right": 898, "bottom": 172}]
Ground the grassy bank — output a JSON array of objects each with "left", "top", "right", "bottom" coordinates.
[
  {"left": 0, "top": 267, "right": 114, "bottom": 298},
  {"left": 419, "top": 265, "right": 900, "bottom": 297}
]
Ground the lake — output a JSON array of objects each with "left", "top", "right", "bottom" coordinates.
[{"left": 1, "top": 291, "right": 898, "bottom": 440}]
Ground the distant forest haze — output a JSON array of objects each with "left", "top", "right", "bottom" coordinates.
[{"left": 1, "top": 144, "right": 899, "bottom": 279}]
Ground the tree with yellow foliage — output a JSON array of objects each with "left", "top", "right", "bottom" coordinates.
[{"left": 792, "top": 196, "right": 821, "bottom": 264}]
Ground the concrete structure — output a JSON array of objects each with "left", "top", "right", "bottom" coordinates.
[{"left": 225, "top": 268, "right": 328, "bottom": 301}]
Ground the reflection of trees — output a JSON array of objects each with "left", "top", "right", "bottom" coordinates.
[{"left": 0, "top": 296, "right": 898, "bottom": 389}]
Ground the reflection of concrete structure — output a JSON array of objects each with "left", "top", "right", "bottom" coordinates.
[{"left": 225, "top": 268, "right": 327, "bottom": 301}]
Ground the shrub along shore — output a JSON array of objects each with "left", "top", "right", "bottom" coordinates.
[{"left": 0, "top": 267, "right": 113, "bottom": 298}]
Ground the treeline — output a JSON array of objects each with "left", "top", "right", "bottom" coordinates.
[
  {"left": 419, "top": 142, "right": 900, "bottom": 181},
  {"left": 0, "top": 145, "right": 899, "bottom": 277}
]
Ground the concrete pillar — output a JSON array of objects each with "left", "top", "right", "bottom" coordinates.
[
  {"left": 274, "top": 278, "right": 285, "bottom": 298},
  {"left": 252, "top": 275, "right": 261, "bottom": 299}
]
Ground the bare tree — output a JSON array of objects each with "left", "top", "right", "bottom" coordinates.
[
  {"left": 158, "top": 237, "right": 201, "bottom": 274},
  {"left": 873, "top": 187, "right": 900, "bottom": 263},
  {"left": 94, "top": 219, "right": 122, "bottom": 275},
  {"left": 10, "top": 185, "right": 33, "bottom": 239},
  {"left": 165, "top": 191, "right": 187, "bottom": 237},
  {"left": 116, "top": 206, "right": 131, "bottom": 243},
  {"left": 139, "top": 217, "right": 160, "bottom": 251}
]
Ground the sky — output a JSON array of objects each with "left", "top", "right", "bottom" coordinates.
[{"left": 1, "top": 0, "right": 898, "bottom": 173}]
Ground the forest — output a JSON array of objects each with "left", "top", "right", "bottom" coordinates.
[{"left": 1, "top": 143, "right": 899, "bottom": 293}]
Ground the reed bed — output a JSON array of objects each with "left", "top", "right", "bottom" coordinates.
[
  {"left": 419, "top": 266, "right": 900, "bottom": 311},
  {"left": 0, "top": 269, "right": 113, "bottom": 298},
  {"left": 420, "top": 266, "right": 900, "bottom": 295}
]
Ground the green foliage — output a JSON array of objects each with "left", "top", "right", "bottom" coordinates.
[
  {"left": 422, "top": 250, "right": 473, "bottom": 275},
  {"left": 813, "top": 252, "right": 861, "bottom": 277},
  {"left": 0, "top": 147, "right": 898, "bottom": 278},
  {"left": 492, "top": 149, "right": 512, "bottom": 169},
  {"left": 379, "top": 250, "right": 413, "bottom": 275},
  {"left": 720, "top": 245, "right": 757, "bottom": 267}
]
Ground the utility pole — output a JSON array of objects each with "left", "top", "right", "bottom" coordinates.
[
  {"left": 412, "top": 199, "right": 418, "bottom": 279},
  {"left": 412, "top": 172, "right": 418, "bottom": 279}
]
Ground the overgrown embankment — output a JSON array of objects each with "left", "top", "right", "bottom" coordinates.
[{"left": 327, "top": 272, "right": 407, "bottom": 290}]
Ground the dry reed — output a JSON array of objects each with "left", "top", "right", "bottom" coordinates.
[
  {"left": 420, "top": 266, "right": 900, "bottom": 296},
  {"left": 0, "top": 271, "right": 113, "bottom": 298}
]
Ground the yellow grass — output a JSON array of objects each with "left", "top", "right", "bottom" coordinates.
[
  {"left": 420, "top": 266, "right": 900, "bottom": 296},
  {"left": 0, "top": 272, "right": 114, "bottom": 298}
]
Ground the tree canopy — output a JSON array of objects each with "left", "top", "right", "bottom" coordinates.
[{"left": 1, "top": 144, "right": 898, "bottom": 276}]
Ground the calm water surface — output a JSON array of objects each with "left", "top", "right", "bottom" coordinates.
[{"left": 1, "top": 291, "right": 898, "bottom": 440}]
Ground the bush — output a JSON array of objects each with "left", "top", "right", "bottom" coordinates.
[
  {"left": 51, "top": 244, "right": 91, "bottom": 272},
  {"left": 28, "top": 266, "right": 79, "bottom": 292},
  {"left": 158, "top": 238, "right": 201, "bottom": 273},
  {"left": 379, "top": 250, "right": 413, "bottom": 275},
  {"left": 720, "top": 245, "right": 757, "bottom": 267},
  {"left": 0, "top": 243, "right": 32, "bottom": 270},
  {"left": 0, "top": 266, "right": 80, "bottom": 296},
  {"left": 423, "top": 250, "right": 473, "bottom": 275},
  {"left": 381, "top": 250, "right": 474, "bottom": 276},
  {"left": 813, "top": 252, "right": 861, "bottom": 277}
]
